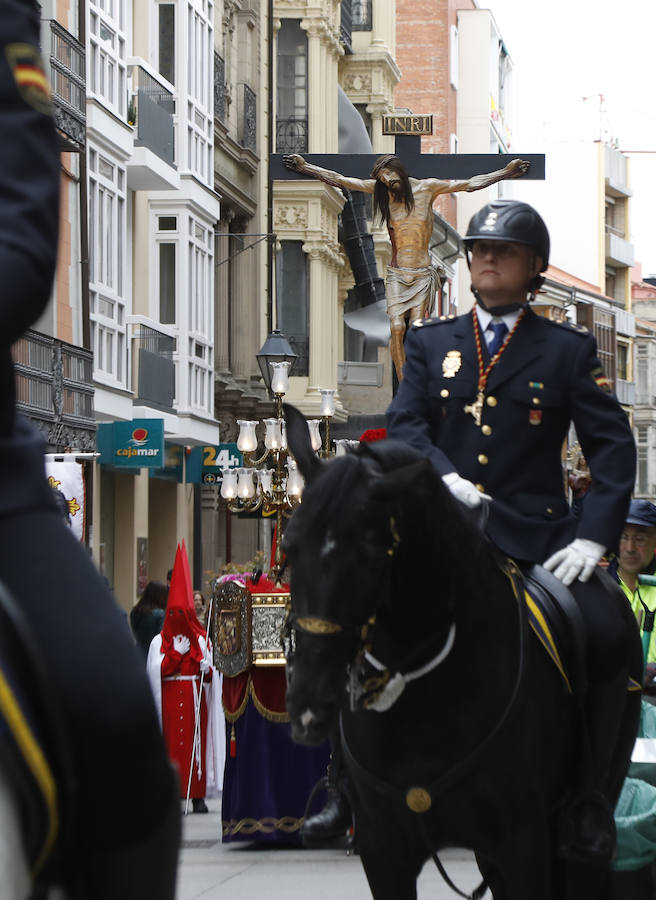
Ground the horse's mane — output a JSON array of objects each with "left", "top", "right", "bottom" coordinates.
[{"left": 290, "top": 440, "right": 494, "bottom": 592}]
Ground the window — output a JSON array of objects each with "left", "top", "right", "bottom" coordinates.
[
  {"left": 616, "top": 342, "right": 629, "bottom": 381},
  {"left": 88, "top": 0, "right": 126, "bottom": 118},
  {"left": 89, "top": 144, "right": 127, "bottom": 386},
  {"left": 158, "top": 3, "right": 175, "bottom": 85},
  {"left": 352, "top": 0, "right": 372, "bottom": 31},
  {"left": 187, "top": 217, "right": 213, "bottom": 413},
  {"left": 159, "top": 244, "right": 176, "bottom": 324},
  {"left": 276, "top": 20, "right": 308, "bottom": 154},
  {"left": 276, "top": 241, "right": 308, "bottom": 376},
  {"left": 636, "top": 425, "right": 650, "bottom": 495},
  {"left": 185, "top": 0, "right": 213, "bottom": 185}
]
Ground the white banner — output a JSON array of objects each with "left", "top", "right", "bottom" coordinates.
[{"left": 44, "top": 455, "right": 86, "bottom": 542}]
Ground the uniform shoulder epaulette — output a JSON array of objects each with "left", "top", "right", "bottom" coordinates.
[
  {"left": 543, "top": 317, "right": 589, "bottom": 336},
  {"left": 411, "top": 314, "right": 457, "bottom": 329}
]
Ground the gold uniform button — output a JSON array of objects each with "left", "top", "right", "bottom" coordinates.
[
  {"left": 486, "top": 396, "right": 497, "bottom": 407},
  {"left": 546, "top": 507, "right": 553, "bottom": 514},
  {"left": 481, "top": 424, "right": 492, "bottom": 435},
  {"left": 475, "top": 483, "right": 485, "bottom": 493},
  {"left": 532, "top": 397, "right": 541, "bottom": 405},
  {"left": 440, "top": 389, "right": 449, "bottom": 398},
  {"left": 478, "top": 454, "right": 488, "bottom": 465}
]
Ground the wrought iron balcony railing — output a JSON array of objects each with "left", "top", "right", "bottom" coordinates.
[
  {"left": 276, "top": 117, "right": 308, "bottom": 154},
  {"left": 341, "top": 0, "right": 353, "bottom": 53},
  {"left": 214, "top": 52, "right": 226, "bottom": 123},
  {"left": 240, "top": 83, "right": 256, "bottom": 151},
  {"left": 45, "top": 20, "right": 86, "bottom": 147},
  {"left": 12, "top": 330, "right": 95, "bottom": 450}
]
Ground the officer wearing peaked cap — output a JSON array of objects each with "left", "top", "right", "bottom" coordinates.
[
  {"left": 387, "top": 199, "right": 637, "bottom": 864},
  {"left": 0, "top": 3, "right": 179, "bottom": 896}
]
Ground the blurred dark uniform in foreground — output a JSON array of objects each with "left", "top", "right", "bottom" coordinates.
[{"left": 0, "top": 2, "right": 179, "bottom": 896}]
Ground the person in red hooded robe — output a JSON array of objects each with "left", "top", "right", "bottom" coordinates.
[{"left": 147, "top": 542, "right": 224, "bottom": 812}]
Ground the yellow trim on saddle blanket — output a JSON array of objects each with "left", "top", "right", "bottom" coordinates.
[{"left": 502, "top": 561, "right": 572, "bottom": 694}]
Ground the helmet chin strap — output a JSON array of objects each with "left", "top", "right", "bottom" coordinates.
[{"left": 471, "top": 286, "right": 533, "bottom": 316}]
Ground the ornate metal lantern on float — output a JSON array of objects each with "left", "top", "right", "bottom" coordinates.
[{"left": 219, "top": 355, "right": 337, "bottom": 583}]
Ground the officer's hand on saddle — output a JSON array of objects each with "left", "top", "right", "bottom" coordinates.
[
  {"left": 172, "top": 634, "right": 190, "bottom": 655},
  {"left": 442, "top": 472, "right": 492, "bottom": 509},
  {"left": 543, "top": 538, "right": 605, "bottom": 586}
]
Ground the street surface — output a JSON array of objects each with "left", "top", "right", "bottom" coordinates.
[{"left": 178, "top": 796, "right": 489, "bottom": 899}]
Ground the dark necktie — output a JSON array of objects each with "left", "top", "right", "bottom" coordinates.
[{"left": 487, "top": 321, "right": 509, "bottom": 357}]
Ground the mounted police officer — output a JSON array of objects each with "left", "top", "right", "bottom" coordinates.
[
  {"left": 387, "top": 199, "right": 638, "bottom": 864},
  {"left": 0, "top": 2, "right": 179, "bottom": 895}
]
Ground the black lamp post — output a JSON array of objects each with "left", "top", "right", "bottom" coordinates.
[{"left": 256, "top": 330, "right": 298, "bottom": 395}]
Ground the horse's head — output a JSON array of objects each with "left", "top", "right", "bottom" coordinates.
[{"left": 282, "top": 403, "right": 437, "bottom": 744}]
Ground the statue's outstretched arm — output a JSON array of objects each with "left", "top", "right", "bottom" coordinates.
[
  {"left": 425, "top": 158, "right": 530, "bottom": 197},
  {"left": 282, "top": 154, "right": 375, "bottom": 193}
]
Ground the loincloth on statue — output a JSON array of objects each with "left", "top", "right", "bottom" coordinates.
[{"left": 385, "top": 265, "right": 443, "bottom": 326}]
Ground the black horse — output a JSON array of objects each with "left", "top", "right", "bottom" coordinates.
[{"left": 282, "top": 404, "right": 642, "bottom": 900}]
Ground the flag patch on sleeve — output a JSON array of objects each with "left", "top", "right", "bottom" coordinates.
[
  {"left": 590, "top": 367, "right": 611, "bottom": 393},
  {"left": 5, "top": 43, "right": 52, "bottom": 115}
]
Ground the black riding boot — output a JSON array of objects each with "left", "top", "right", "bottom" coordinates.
[
  {"left": 558, "top": 674, "right": 628, "bottom": 864},
  {"left": 300, "top": 749, "right": 352, "bottom": 849}
]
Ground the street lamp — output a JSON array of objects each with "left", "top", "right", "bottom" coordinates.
[
  {"left": 222, "top": 332, "right": 335, "bottom": 585},
  {"left": 255, "top": 330, "right": 298, "bottom": 396}
]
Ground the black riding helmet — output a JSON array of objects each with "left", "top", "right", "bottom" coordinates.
[{"left": 464, "top": 200, "right": 550, "bottom": 305}]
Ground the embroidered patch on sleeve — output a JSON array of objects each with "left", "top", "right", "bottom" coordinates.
[
  {"left": 5, "top": 43, "right": 52, "bottom": 115},
  {"left": 590, "top": 366, "right": 611, "bottom": 393}
]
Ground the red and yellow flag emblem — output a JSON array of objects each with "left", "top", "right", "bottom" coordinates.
[{"left": 5, "top": 43, "right": 51, "bottom": 114}]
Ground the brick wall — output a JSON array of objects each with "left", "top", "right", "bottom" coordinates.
[{"left": 395, "top": 0, "right": 475, "bottom": 226}]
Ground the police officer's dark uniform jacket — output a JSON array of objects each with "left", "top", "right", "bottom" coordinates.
[
  {"left": 387, "top": 307, "right": 636, "bottom": 565},
  {"left": 0, "top": 3, "right": 179, "bottom": 896}
]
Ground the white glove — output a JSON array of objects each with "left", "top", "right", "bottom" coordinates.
[
  {"left": 200, "top": 656, "right": 212, "bottom": 675},
  {"left": 442, "top": 472, "right": 491, "bottom": 509},
  {"left": 172, "top": 634, "right": 190, "bottom": 655},
  {"left": 543, "top": 538, "right": 605, "bottom": 586}
]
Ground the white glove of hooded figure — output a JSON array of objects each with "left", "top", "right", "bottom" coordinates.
[
  {"left": 172, "top": 634, "right": 190, "bottom": 655},
  {"left": 543, "top": 538, "right": 605, "bottom": 586},
  {"left": 442, "top": 472, "right": 491, "bottom": 509}
]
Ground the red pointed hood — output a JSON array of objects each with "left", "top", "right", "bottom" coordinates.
[{"left": 161, "top": 541, "right": 205, "bottom": 665}]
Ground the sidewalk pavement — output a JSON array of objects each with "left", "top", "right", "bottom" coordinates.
[{"left": 177, "top": 796, "right": 488, "bottom": 899}]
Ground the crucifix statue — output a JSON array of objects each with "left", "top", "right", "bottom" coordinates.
[{"left": 282, "top": 150, "right": 529, "bottom": 382}]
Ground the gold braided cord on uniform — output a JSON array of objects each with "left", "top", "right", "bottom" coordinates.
[
  {"left": 471, "top": 307, "right": 526, "bottom": 394},
  {"left": 222, "top": 673, "right": 290, "bottom": 724},
  {"left": 0, "top": 666, "right": 58, "bottom": 875},
  {"left": 222, "top": 815, "right": 302, "bottom": 836}
]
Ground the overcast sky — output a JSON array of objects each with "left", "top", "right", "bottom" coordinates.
[{"left": 485, "top": 0, "right": 656, "bottom": 277}]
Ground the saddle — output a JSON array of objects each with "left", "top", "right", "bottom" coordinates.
[{"left": 520, "top": 564, "right": 588, "bottom": 697}]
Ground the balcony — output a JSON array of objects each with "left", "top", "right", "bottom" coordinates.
[
  {"left": 276, "top": 117, "right": 308, "bottom": 154},
  {"left": 341, "top": 0, "right": 353, "bottom": 53},
  {"left": 239, "top": 83, "right": 257, "bottom": 152},
  {"left": 12, "top": 330, "right": 96, "bottom": 451},
  {"left": 605, "top": 145, "right": 632, "bottom": 198},
  {"left": 127, "top": 61, "right": 178, "bottom": 191},
  {"left": 43, "top": 20, "right": 86, "bottom": 149},
  {"left": 616, "top": 379, "right": 635, "bottom": 407},
  {"left": 214, "top": 52, "right": 226, "bottom": 124},
  {"left": 133, "top": 324, "right": 176, "bottom": 412},
  {"left": 605, "top": 231, "right": 635, "bottom": 268}
]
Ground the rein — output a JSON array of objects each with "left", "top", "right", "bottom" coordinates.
[{"left": 338, "top": 559, "right": 529, "bottom": 900}]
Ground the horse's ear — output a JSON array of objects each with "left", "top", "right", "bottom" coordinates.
[
  {"left": 283, "top": 403, "right": 324, "bottom": 483},
  {"left": 369, "top": 458, "right": 432, "bottom": 505}
]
